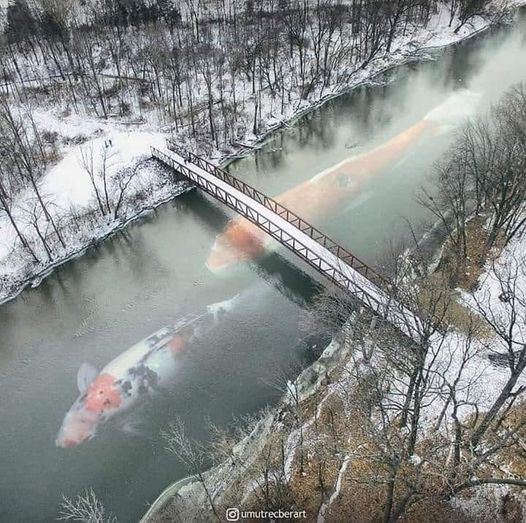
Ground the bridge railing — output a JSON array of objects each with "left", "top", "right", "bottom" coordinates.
[
  {"left": 165, "top": 143, "right": 390, "bottom": 292},
  {"left": 152, "top": 145, "right": 443, "bottom": 340},
  {"left": 152, "top": 146, "right": 394, "bottom": 321}
]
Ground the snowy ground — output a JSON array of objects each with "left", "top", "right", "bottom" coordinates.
[
  {"left": 1, "top": 0, "right": 525, "bottom": 304},
  {"left": 0, "top": 120, "right": 190, "bottom": 303},
  {"left": 451, "top": 233, "right": 526, "bottom": 412}
]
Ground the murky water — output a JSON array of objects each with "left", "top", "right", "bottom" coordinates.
[{"left": 1, "top": 12, "right": 525, "bottom": 522}]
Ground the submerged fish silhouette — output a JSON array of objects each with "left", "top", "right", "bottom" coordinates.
[
  {"left": 206, "top": 90, "right": 480, "bottom": 272},
  {"left": 55, "top": 295, "right": 239, "bottom": 448}
]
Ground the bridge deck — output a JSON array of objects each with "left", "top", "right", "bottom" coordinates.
[{"left": 152, "top": 146, "right": 423, "bottom": 342}]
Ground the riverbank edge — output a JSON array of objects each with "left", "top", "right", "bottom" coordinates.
[
  {"left": 139, "top": 9, "right": 526, "bottom": 521},
  {"left": 0, "top": 183, "right": 193, "bottom": 306},
  {"left": 217, "top": 1, "right": 526, "bottom": 169},
  {"left": 140, "top": 320, "right": 355, "bottom": 522},
  {"left": 0, "top": 5, "right": 520, "bottom": 308}
]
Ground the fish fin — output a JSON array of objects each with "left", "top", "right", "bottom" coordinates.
[
  {"left": 121, "top": 421, "right": 141, "bottom": 435},
  {"left": 77, "top": 362, "right": 98, "bottom": 393},
  {"left": 118, "top": 415, "right": 145, "bottom": 436},
  {"left": 344, "top": 190, "right": 373, "bottom": 214}
]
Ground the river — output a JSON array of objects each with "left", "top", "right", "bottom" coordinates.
[{"left": 1, "top": 12, "right": 525, "bottom": 522}]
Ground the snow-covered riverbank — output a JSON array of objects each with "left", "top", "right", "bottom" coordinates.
[
  {"left": 0, "top": 1, "right": 524, "bottom": 305},
  {"left": 0, "top": 126, "right": 192, "bottom": 304}
]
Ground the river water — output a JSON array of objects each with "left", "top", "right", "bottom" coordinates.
[{"left": 1, "top": 13, "right": 526, "bottom": 522}]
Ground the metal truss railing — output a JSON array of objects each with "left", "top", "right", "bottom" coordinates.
[{"left": 164, "top": 142, "right": 390, "bottom": 290}]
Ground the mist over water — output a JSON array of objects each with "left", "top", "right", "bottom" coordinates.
[{"left": 1, "top": 13, "right": 526, "bottom": 522}]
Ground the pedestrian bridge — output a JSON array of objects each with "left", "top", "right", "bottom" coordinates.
[{"left": 151, "top": 145, "right": 424, "bottom": 342}]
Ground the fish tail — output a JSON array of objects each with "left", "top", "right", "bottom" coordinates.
[
  {"left": 207, "top": 293, "right": 241, "bottom": 320},
  {"left": 424, "top": 89, "right": 481, "bottom": 126}
]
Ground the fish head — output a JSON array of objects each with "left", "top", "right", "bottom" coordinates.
[
  {"left": 56, "top": 373, "right": 123, "bottom": 448},
  {"left": 55, "top": 399, "right": 100, "bottom": 448},
  {"left": 207, "top": 218, "right": 267, "bottom": 272}
]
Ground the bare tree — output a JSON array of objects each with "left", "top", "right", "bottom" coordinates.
[
  {"left": 470, "top": 252, "right": 526, "bottom": 448},
  {"left": 417, "top": 83, "right": 526, "bottom": 286},
  {"left": 453, "top": 0, "right": 488, "bottom": 34},
  {"left": 79, "top": 143, "right": 107, "bottom": 217},
  {"left": 161, "top": 416, "right": 220, "bottom": 520},
  {"left": 0, "top": 164, "right": 39, "bottom": 261},
  {"left": 112, "top": 163, "right": 141, "bottom": 220},
  {"left": 20, "top": 196, "right": 56, "bottom": 261},
  {"left": 0, "top": 98, "right": 66, "bottom": 248},
  {"left": 417, "top": 140, "right": 472, "bottom": 270},
  {"left": 58, "top": 488, "right": 116, "bottom": 523}
]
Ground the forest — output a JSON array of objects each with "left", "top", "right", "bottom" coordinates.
[{"left": 0, "top": 0, "right": 496, "bottom": 292}]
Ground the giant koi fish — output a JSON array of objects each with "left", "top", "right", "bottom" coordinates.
[
  {"left": 56, "top": 295, "right": 238, "bottom": 448},
  {"left": 207, "top": 90, "right": 480, "bottom": 271}
]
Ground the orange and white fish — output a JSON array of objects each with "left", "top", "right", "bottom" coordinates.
[
  {"left": 55, "top": 295, "right": 238, "bottom": 448},
  {"left": 207, "top": 90, "right": 480, "bottom": 271}
]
